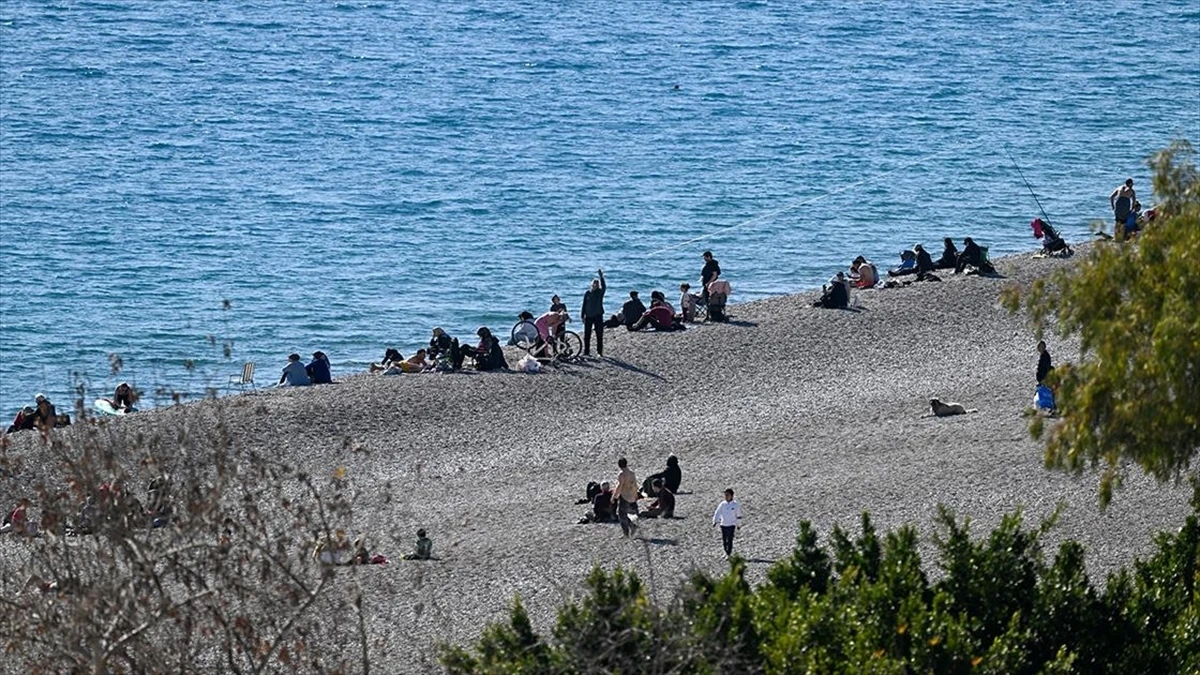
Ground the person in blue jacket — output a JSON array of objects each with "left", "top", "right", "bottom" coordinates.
[{"left": 306, "top": 351, "right": 332, "bottom": 384}]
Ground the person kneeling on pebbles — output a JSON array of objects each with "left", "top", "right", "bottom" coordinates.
[{"left": 642, "top": 479, "right": 676, "bottom": 519}]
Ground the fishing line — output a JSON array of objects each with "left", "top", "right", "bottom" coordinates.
[
  {"left": 645, "top": 137, "right": 987, "bottom": 257},
  {"left": 1002, "top": 143, "right": 1052, "bottom": 225}
]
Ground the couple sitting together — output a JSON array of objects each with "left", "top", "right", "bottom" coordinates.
[
  {"left": 370, "top": 327, "right": 507, "bottom": 374},
  {"left": 604, "top": 290, "right": 686, "bottom": 332}
]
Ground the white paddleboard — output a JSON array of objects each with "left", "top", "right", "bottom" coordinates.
[{"left": 94, "top": 399, "right": 127, "bottom": 416}]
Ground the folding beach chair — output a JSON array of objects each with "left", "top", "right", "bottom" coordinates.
[{"left": 227, "top": 362, "right": 256, "bottom": 392}]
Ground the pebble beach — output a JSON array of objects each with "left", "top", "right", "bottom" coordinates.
[{"left": 1, "top": 248, "right": 1191, "bottom": 672}]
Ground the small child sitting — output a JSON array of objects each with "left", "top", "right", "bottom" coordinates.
[{"left": 402, "top": 528, "right": 433, "bottom": 560}]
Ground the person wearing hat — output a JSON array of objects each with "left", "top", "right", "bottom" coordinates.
[
  {"left": 279, "top": 354, "right": 311, "bottom": 386},
  {"left": 32, "top": 394, "right": 56, "bottom": 431},
  {"left": 306, "top": 351, "right": 332, "bottom": 384}
]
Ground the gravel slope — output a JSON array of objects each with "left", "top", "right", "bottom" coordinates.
[{"left": 3, "top": 247, "right": 1191, "bottom": 672}]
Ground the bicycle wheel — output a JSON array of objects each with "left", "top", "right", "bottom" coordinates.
[
  {"left": 511, "top": 320, "right": 539, "bottom": 352},
  {"left": 557, "top": 331, "right": 583, "bottom": 359}
]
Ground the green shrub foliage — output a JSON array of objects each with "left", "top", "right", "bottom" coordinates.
[{"left": 443, "top": 509, "right": 1200, "bottom": 674}]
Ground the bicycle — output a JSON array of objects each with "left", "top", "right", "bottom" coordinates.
[{"left": 511, "top": 319, "right": 583, "bottom": 362}]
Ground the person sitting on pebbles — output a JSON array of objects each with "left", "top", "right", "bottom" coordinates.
[
  {"left": 578, "top": 481, "right": 617, "bottom": 524},
  {"left": 461, "top": 327, "right": 508, "bottom": 371},
  {"left": 109, "top": 382, "right": 136, "bottom": 412},
  {"left": 642, "top": 479, "right": 676, "bottom": 519},
  {"left": 402, "top": 528, "right": 433, "bottom": 560},
  {"left": 279, "top": 354, "right": 311, "bottom": 386},
  {"left": 306, "top": 351, "right": 332, "bottom": 384},
  {"left": 428, "top": 327, "right": 454, "bottom": 360}
]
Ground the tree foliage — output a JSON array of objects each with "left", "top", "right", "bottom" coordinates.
[
  {"left": 1003, "top": 139, "right": 1200, "bottom": 506},
  {"left": 442, "top": 509, "right": 1200, "bottom": 673}
]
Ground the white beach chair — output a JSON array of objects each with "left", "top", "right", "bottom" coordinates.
[{"left": 227, "top": 362, "right": 256, "bottom": 392}]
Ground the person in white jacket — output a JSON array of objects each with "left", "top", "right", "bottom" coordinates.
[{"left": 712, "top": 488, "right": 743, "bottom": 557}]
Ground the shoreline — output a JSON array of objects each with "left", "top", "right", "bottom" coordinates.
[{"left": 2, "top": 245, "right": 1191, "bottom": 671}]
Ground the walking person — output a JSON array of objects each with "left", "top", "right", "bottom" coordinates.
[
  {"left": 711, "top": 488, "right": 743, "bottom": 557},
  {"left": 611, "top": 457, "right": 639, "bottom": 537},
  {"left": 580, "top": 268, "right": 607, "bottom": 357}
]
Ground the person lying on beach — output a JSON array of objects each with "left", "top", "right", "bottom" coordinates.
[
  {"left": 279, "top": 354, "right": 311, "bottom": 386},
  {"left": 390, "top": 349, "right": 430, "bottom": 373},
  {"left": 935, "top": 237, "right": 959, "bottom": 269},
  {"left": 369, "top": 348, "right": 404, "bottom": 373},
  {"left": 849, "top": 256, "right": 879, "bottom": 288},
  {"left": 955, "top": 237, "right": 995, "bottom": 274},
  {"left": 642, "top": 479, "right": 676, "bottom": 519},
  {"left": 641, "top": 455, "right": 682, "bottom": 496},
  {"left": 306, "top": 351, "right": 332, "bottom": 384},
  {"left": 813, "top": 272, "right": 850, "bottom": 309},
  {"left": 5, "top": 406, "right": 37, "bottom": 434},
  {"left": 678, "top": 283, "right": 701, "bottom": 322},
  {"left": 402, "top": 528, "right": 433, "bottom": 560},
  {"left": 632, "top": 299, "right": 683, "bottom": 331}
]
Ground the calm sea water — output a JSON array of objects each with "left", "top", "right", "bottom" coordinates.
[{"left": 1, "top": 1, "right": 1197, "bottom": 414}]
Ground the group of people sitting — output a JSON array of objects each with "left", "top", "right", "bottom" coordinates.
[
  {"left": 369, "top": 326, "right": 508, "bottom": 374},
  {"left": 5, "top": 393, "right": 69, "bottom": 435},
  {"left": 577, "top": 455, "right": 681, "bottom": 524},
  {"left": 279, "top": 351, "right": 333, "bottom": 386},
  {"left": 311, "top": 527, "right": 432, "bottom": 566},
  {"left": 1, "top": 476, "right": 174, "bottom": 538},
  {"left": 604, "top": 290, "right": 687, "bottom": 332},
  {"left": 813, "top": 236, "right": 999, "bottom": 309}
]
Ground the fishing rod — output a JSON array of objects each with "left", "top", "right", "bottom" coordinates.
[{"left": 1003, "top": 144, "right": 1053, "bottom": 225}]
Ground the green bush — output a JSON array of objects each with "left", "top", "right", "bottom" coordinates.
[{"left": 442, "top": 509, "right": 1200, "bottom": 674}]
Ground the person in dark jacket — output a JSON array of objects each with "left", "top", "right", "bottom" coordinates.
[
  {"left": 700, "top": 250, "right": 721, "bottom": 304},
  {"left": 306, "top": 351, "right": 332, "bottom": 384},
  {"left": 580, "top": 269, "right": 607, "bottom": 357},
  {"left": 641, "top": 455, "right": 682, "bottom": 495},
  {"left": 955, "top": 237, "right": 994, "bottom": 274},
  {"left": 608, "top": 291, "right": 646, "bottom": 330},
  {"left": 642, "top": 479, "right": 676, "bottom": 519},
  {"left": 814, "top": 273, "right": 850, "bottom": 309},
  {"left": 1036, "top": 340, "right": 1054, "bottom": 384},
  {"left": 465, "top": 327, "right": 508, "bottom": 371},
  {"left": 428, "top": 327, "right": 454, "bottom": 360},
  {"left": 934, "top": 237, "right": 958, "bottom": 269},
  {"left": 32, "top": 394, "right": 56, "bottom": 431}
]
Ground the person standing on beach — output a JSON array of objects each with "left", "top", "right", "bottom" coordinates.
[
  {"left": 700, "top": 251, "right": 721, "bottom": 305},
  {"left": 612, "top": 457, "right": 639, "bottom": 537},
  {"left": 712, "top": 488, "right": 743, "bottom": 557},
  {"left": 581, "top": 269, "right": 607, "bottom": 357},
  {"left": 1036, "top": 340, "right": 1053, "bottom": 384},
  {"left": 1110, "top": 178, "right": 1136, "bottom": 241}
]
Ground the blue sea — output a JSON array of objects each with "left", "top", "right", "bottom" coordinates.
[{"left": 1, "top": 1, "right": 1197, "bottom": 414}]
